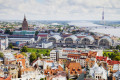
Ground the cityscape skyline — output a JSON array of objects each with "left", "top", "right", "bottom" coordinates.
[{"left": 0, "top": 0, "right": 120, "bottom": 20}]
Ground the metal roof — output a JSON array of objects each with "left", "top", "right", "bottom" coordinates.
[{"left": 49, "top": 35, "right": 62, "bottom": 41}]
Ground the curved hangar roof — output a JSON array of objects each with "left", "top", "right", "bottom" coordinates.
[
  {"left": 49, "top": 35, "right": 62, "bottom": 41},
  {"left": 99, "top": 36, "right": 113, "bottom": 44},
  {"left": 65, "top": 35, "right": 78, "bottom": 41},
  {"left": 81, "top": 36, "right": 95, "bottom": 43}
]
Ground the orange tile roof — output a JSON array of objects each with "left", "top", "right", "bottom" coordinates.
[
  {"left": 67, "top": 54, "right": 81, "bottom": 59},
  {"left": 45, "top": 60, "right": 54, "bottom": 63},
  {"left": 63, "top": 50, "right": 81, "bottom": 53},
  {"left": 80, "top": 53, "right": 88, "bottom": 56},
  {"left": 44, "top": 65, "right": 63, "bottom": 75},
  {"left": 17, "top": 59, "right": 26, "bottom": 68},
  {"left": 22, "top": 67, "right": 34, "bottom": 72},
  {"left": 67, "top": 62, "right": 82, "bottom": 75},
  {"left": 88, "top": 51, "right": 97, "bottom": 58},
  {"left": 15, "top": 54, "right": 26, "bottom": 68},
  {"left": 15, "top": 54, "right": 24, "bottom": 59},
  {"left": 0, "top": 75, "right": 11, "bottom": 80}
]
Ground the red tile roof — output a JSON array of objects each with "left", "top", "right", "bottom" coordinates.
[
  {"left": 67, "top": 54, "right": 81, "bottom": 59},
  {"left": 107, "top": 60, "right": 120, "bottom": 65},
  {"left": 96, "top": 56, "right": 107, "bottom": 61}
]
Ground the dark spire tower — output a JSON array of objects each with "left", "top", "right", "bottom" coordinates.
[{"left": 22, "top": 14, "right": 28, "bottom": 30}]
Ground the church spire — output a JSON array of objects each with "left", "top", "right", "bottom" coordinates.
[
  {"left": 24, "top": 14, "right": 26, "bottom": 21},
  {"left": 22, "top": 14, "right": 28, "bottom": 30}
]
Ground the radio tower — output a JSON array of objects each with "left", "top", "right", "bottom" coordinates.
[{"left": 102, "top": 7, "right": 105, "bottom": 25}]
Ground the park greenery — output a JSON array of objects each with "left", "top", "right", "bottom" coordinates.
[
  {"left": 30, "top": 52, "right": 37, "bottom": 62},
  {"left": 0, "top": 52, "right": 4, "bottom": 58},
  {"left": 103, "top": 49, "right": 120, "bottom": 61},
  {"left": 8, "top": 43, "right": 13, "bottom": 49},
  {"left": 21, "top": 46, "right": 28, "bottom": 52},
  {"left": 20, "top": 46, "right": 51, "bottom": 63},
  {"left": 27, "top": 48, "right": 51, "bottom": 56},
  {"left": 21, "top": 52, "right": 27, "bottom": 57},
  {"left": 29, "top": 52, "right": 42, "bottom": 63},
  {"left": 21, "top": 46, "right": 51, "bottom": 56}
]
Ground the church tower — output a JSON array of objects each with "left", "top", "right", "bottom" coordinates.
[{"left": 22, "top": 15, "right": 28, "bottom": 30}]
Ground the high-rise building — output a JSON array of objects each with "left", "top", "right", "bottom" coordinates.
[{"left": 22, "top": 15, "right": 28, "bottom": 30}]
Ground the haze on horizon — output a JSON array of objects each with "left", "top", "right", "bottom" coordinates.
[{"left": 0, "top": 0, "right": 120, "bottom": 20}]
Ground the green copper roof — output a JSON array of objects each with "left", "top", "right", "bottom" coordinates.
[{"left": 13, "top": 30, "right": 35, "bottom": 35}]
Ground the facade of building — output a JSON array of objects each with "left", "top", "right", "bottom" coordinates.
[
  {"left": 47, "top": 34, "right": 114, "bottom": 48},
  {"left": 113, "top": 71, "right": 120, "bottom": 80},
  {"left": 41, "top": 42, "right": 53, "bottom": 48},
  {"left": 89, "top": 63, "right": 107, "bottom": 80},
  {"left": 0, "top": 37, "right": 8, "bottom": 50}
]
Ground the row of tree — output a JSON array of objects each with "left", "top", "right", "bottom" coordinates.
[
  {"left": 110, "top": 45, "right": 120, "bottom": 50},
  {"left": 103, "top": 50, "right": 120, "bottom": 61}
]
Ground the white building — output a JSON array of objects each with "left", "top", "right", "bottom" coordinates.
[
  {"left": 90, "top": 62, "right": 107, "bottom": 80},
  {"left": 0, "top": 37, "right": 8, "bottom": 50},
  {"left": 52, "top": 75, "right": 67, "bottom": 80},
  {"left": 9, "top": 38, "right": 35, "bottom": 44},
  {"left": 113, "top": 71, "right": 120, "bottom": 80},
  {"left": 113, "top": 64, "right": 120, "bottom": 71},
  {"left": 12, "top": 69, "right": 45, "bottom": 80},
  {"left": 4, "top": 53, "right": 16, "bottom": 65},
  {"left": 43, "top": 60, "right": 54, "bottom": 70},
  {"left": 50, "top": 50, "right": 62, "bottom": 61},
  {"left": 41, "top": 42, "right": 53, "bottom": 48}
]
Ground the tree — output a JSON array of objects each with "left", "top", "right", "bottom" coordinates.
[
  {"left": 114, "top": 56, "right": 120, "bottom": 61},
  {"left": 103, "top": 52, "right": 108, "bottom": 57},
  {"left": 0, "top": 52, "right": 4, "bottom": 58},
  {"left": 116, "top": 45, "right": 120, "bottom": 50},
  {"left": 35, "top": 31, "right": 39, "bottom": 36},
  {"left": 21, "top": 46, "right": 28, "bottom": 52},
  {"left": 36, "top": 53, "right": 42, "bottom": 59},
  {"left": 72, "top": 31, "right": 76, "bottom": 34},
  {"left": 57, "top": 28, "right": 62, "bottom": 32},
  {"left": 21, "top": 52, "right": 27, "bottom": 57},
  {"left": 4, "top": 29, "right": 10, "bottom": 34},
  {"left": 90, "top": 32, "right": 95, "bottom": 35},
  {"left": 40, "top": 78, "right": 44, "bottom": 80},
  {"left": 113, "top": 50, "right": 118, "bottom": 54},
  {"left": 110, "top": 46, "right": 115, "bottom": 49},
  {"left": 8, "top": 43, "right": 13, "bottom": 49},
  {"left": 30, "top": 53, "right": 37, "bottom": 63}
]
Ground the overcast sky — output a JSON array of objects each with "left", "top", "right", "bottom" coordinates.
[{"left": 0, "top": 0, "right": 120, "bottom": 20}]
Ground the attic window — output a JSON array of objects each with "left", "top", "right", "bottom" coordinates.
[{"left": 78, "top": 69, "right": 80, "bottom": 71}]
